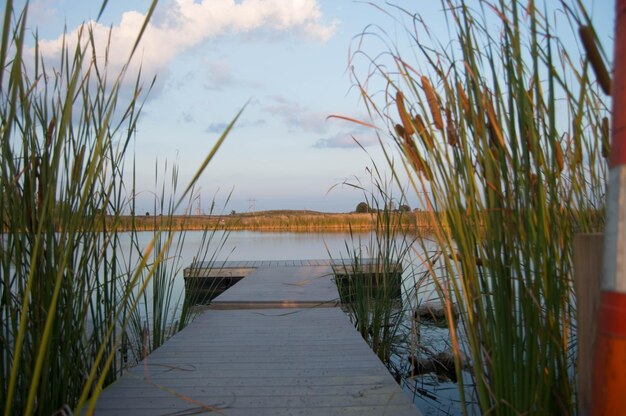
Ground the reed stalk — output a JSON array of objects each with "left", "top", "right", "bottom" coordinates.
[
  {"left": 334, "top": 171, "right": 416, "bottom": 377},
  {"left": 350, "top": 1, "right": 609, "bottom": 414}
]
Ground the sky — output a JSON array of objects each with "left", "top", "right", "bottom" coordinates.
[{"left": 12, "top": 0, "right": 615, "bottom": 214}]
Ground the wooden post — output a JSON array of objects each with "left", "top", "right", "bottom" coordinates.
[{"left": 574, "top": 234, "right": 603, "bottom": 416}]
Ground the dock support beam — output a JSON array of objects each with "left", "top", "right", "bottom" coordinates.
[{"left": 592, "top": 1, "right": 626, "bottom": 413}]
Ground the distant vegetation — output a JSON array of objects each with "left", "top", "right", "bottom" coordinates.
[{"left": 117, "top": 209, "right": 435, "bottom": 231}]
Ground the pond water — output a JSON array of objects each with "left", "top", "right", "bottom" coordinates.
[{"left": 125, "top": 229, "right": 373, "bottom": 261}]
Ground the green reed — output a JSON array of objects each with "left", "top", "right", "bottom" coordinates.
[
  {"left": 124, "top": 171, "right": 233, "bottom": 361},
  {"left": 335, "top": 170, "right": 416, "bottom": 374},
  {"left": 0, "top": 1, "right": 241, "bottom": 413},
  {"left": 350, "top": 1, "right": 609, "bottom": 414}
]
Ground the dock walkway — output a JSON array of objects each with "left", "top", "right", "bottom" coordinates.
[{"left": 92, "top": 260, "right": 421, "bottom": 415}]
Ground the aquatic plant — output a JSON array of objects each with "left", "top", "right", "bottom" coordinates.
[
  {"left": 334, "top": 169, "right": 417, "bottom": 377},
  {"left": 122, "top": 171, "right": 233, "bottom": 363},
  {"left": 349, "top": 1, "right": 609, "bottom": 414},
  {"left": 0, "top": 1, "right": 241, "bottom": 413}
]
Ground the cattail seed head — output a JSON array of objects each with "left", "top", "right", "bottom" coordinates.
[
  {"left": 395, "top": 123, "right": 408, "bottom": 140},
  {"left": 457, "top": 82, "right": 470, "bottom": 114},
  {"left": 414, "top": 114, "right": 434, "bottom": 151},
  {"left": 396, "top": 91, "right": 415, "bottom": 136},
  {"left": 422, "top": 76, "right": 443, "bottom": 130},
  {"left": 445, "top": 107, "right": 458, "bottom": 146},
  {"left": 554, "top": 141, "right": 564, "bottom": 173}
]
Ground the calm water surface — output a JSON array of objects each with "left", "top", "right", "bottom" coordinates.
[{"left": 127, "top": 230, "right": 373, "bottom": 262}]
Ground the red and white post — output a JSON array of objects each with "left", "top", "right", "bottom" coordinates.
[{"left": 592, "top": 0, "right": 626, "bottom": 414}]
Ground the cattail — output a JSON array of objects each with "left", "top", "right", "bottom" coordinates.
[
  {"left": 414, "top": 114, "right": 434, "bottom": 150},
  {"left": 457, "top": 82, "right": 470, "bottom": 114},
  {"left": 579, "top": 26, "right": 612, "bottom": 95},
  {"left": 422, "top": 76, "right": 443, "bottom": 130},
  {"left": 601, "top": 116, "right": 611, "bottom": 158},
  {"left": 572, "top": 121, "right": 583, "bottom": 165},
  {"left": 395, "top": 123, "right": 408, "bottom": 140},
  {"left": 403, "top": 138, "right": 432, "bottom": 180},
  {"left": 484, "top": 91, "right": 504, "bottom": 148},
  {"left": 396, "top": 91, "right": 415, "bottom": 135},
  {"left": 72, "top": 147, "right": 85, "bottom": 184},
  {"left": 445, "top": 107, "right": 458, "bottom": 146},
  {"left": 554, "top": 141, "right": 564, "bottom": 173},
  {"left": 45, "top": 117, "right": 56, "bottom": 147}
]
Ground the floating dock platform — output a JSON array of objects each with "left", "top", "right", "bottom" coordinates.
[{"left": 91, "top": 260, "right": 421, "bottom": 415}]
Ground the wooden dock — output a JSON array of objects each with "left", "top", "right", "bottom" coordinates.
[{"left": 91, "top": 260, "right": 421, "bottom": 415}]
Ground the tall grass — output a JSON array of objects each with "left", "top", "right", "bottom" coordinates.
[
  {"left": 121, "top": 168, "right": 232, "bottom": 364},
  {"left": 0, "top": 1, "right": 241, "bottom": 413},
  {"left": 334, "top": 170, "right": 417, "bottom": 377},
  {"left": 350, "top": 1, "right": 609, "bottom": 414}
]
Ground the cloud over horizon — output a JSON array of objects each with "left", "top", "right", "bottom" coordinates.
[{"left": 36, "top": 0, "right": 337, "bottom": 83}]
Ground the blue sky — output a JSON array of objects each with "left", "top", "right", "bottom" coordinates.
[{"left": 15, "top": 0, "right": 615, "bottom": 214}]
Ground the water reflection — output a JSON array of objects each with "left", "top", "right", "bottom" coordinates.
[{"left": 124, "top": 230, "right": 374, "bottom": 263}]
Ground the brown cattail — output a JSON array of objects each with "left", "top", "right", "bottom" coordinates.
[
  {"left": 72, "top": 147, "right": 85, "bottom": 183},
  {"left": 572, "top": 121, "right": 583, "bottom": 165},
  {"left": 601, "top": 116, "right": 611, "bottom": 158},
  {"left": 457, "top": 82, "right": 470, "bottom": 114},
  {"left": 422, "top": 76, "right": 443, "bottom": 130},
  {"left": 45, "top": 117, "right": 56, "bottom": 147},
  {"left": 554, "top": 141, "right": 564, "bottom": 173},
  {"left": 579, "top": 26, "right": 612, "bottom": 95},
  {"left": 414, "top": 114, "right": 434, "bottom": 151},
  {"left": 396, "top": 91, "right": 415, "bottom": 136},
  {"left": 395, "top": 123, "right": 408, "bottom": 140},
  {"left": 403, "top": 138, "right": 432, "bottom": 181},
  {"left": 484, "top": 91, "right": 504, "bottom": 148},
  {"left": 445, "top": 107, "right": 458, "bottom": 146}
]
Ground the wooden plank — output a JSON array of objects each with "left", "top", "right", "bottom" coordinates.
[
  {"left": 94, "top": 384, "right": 403, "bottom": 399},
  {"left": 93, "top": 308, "right": 420, "bottom": 415},
  {"left": 94, "top": 393, "right": 414, "bottom": 409},
  {"left": 90, "top": 405, "right": 418, "bottom": 416},
  {"left": 107, "top": 375, "right": 393, "bottom": 389},
  {"left": 209, "top": 301, "right": 340, "bottom": 309},
  {"left": 211, "top": 265, "right": 339, "bottom": 307}
]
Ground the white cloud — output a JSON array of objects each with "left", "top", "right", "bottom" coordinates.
[{"left": 35, "top": 0, "right": 337, "bottom": 82}]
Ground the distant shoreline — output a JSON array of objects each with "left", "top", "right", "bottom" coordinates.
[{"left": 113, "top": 210, "right": 435, "bottom": 232}]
